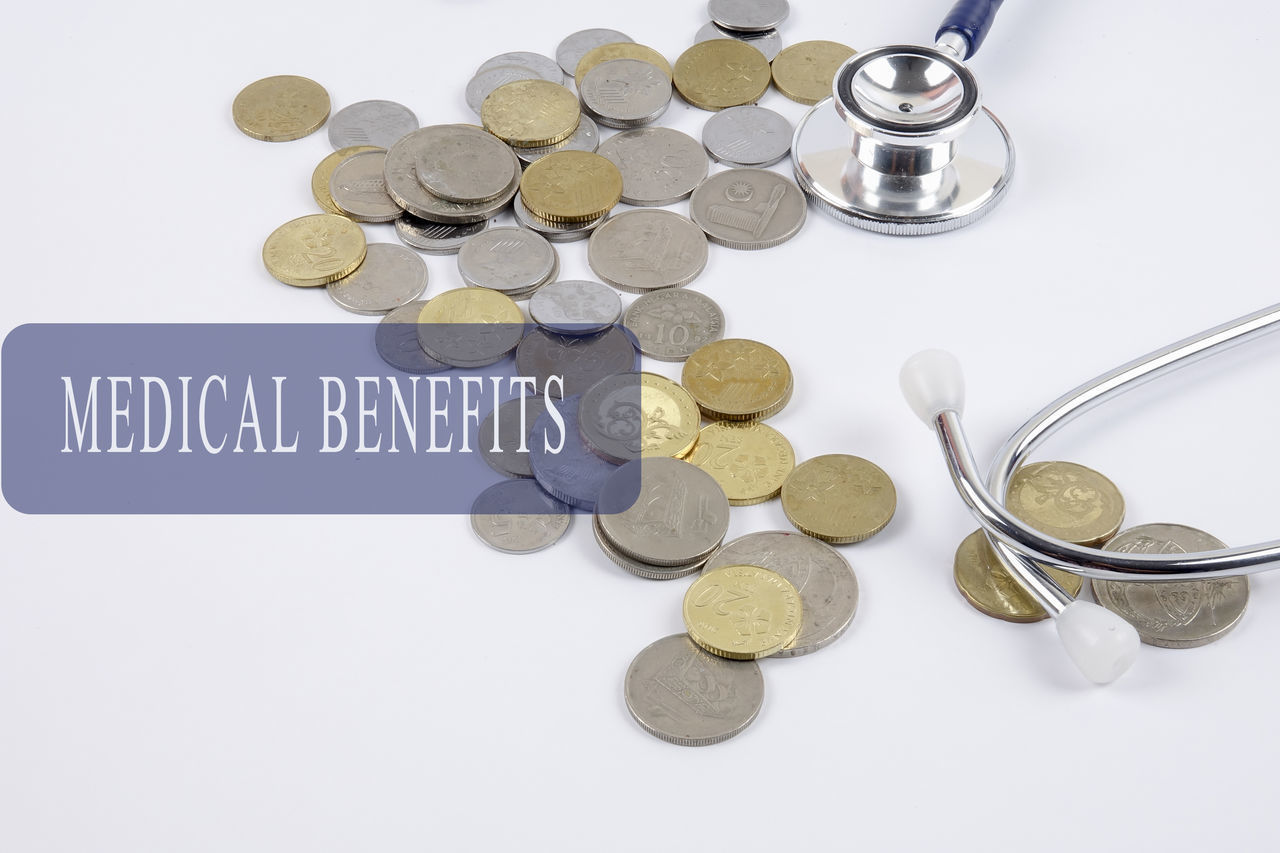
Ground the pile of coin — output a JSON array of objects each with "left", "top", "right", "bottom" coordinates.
[{"left": 694, "top": 0, "right": 789, "bottom": 61}]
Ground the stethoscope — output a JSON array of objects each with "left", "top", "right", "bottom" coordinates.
[
  {"left": 792, "top": 0, "right": 1013, "bottom": 234},
  {"left": 898, "top": 303, "right": 1280, "bottom": 683}
]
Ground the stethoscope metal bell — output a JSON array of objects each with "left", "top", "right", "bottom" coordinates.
[{"left": 792, "top": 0, "right": 1014, "bottom": 235}]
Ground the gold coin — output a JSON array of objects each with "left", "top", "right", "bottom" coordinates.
[
  {"left": 311, "top": 146, "right": 382, "bottom": 215},
  {"left": 1005, "top": 461, "right": 1125, "bottom": 546},
  {"left": 417, "top": 288, "right": 522, "bottom": 325},
  {"left": 639, "top": 373, "right": 701, "bottom": 459},
  {"left": 672, "top": 40, "right": 772, "bottom": 111},
  {"left": 520, "top": 151, "right": 623, "bottom": 224},
  {"left": 683, "top": 565, "right": 803, "bottom": 660},
  {"left": 687, "top": 421, "right": 795, "bottom": 506},
  {"left": 262, "top": 214, "right": 366, "bottom": 287},
  {"left": 770, "top": 41, "right": 858, "bottom": 105},
  {"left": 575, "top": 43, "right": 672, "bottom": 87},
  {"left": 232, "top": 75, "right": 330, "bottom": 142},
  {"left": 781, "top": 454, "right": 897, "bottom": 544},
  {"left": 481, "top": 80, "right": 580, "bottom": 148},
  {"left": 953, "top": 530, "right": 1085, "bottom": 623},
  {"left": 681, "top": 338, "right": 792, "bottom": 421}
]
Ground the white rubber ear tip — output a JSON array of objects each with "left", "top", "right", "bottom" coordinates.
[
  {"left": 1055, "top": 600, "right": 1140, "bottom": 684},
  {"left": 899, "top": 349, "right": 965, "bottom": 424}
]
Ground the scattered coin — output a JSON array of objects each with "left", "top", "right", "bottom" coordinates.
[
  {"left": 701, "top": 105, "right": 792, "bottom": 167},
  {"left": 693, "top": 21, "right": 783, "bottom": 63},
  {"left": 457, "top": 226, "right": 558, "bottom": 295},
  {"left": 327, "top": 243, "right": 428, "bottom": 315},
  {"left": 953, "top": 530, "right": 1085, "bottom": 623},
  {"left": 575, "top": 43, "right": 672, "bottom": 87},
  {"left": 416, "top": 287, "right": 524, "bottom": 368},
  {"left": 684, "top": 565, "right": 802, "bottom": 659},
  {"left": 1092, "top": 524, "right": 1249, "bottom": 649},
  {"left": 597, "top": 457, "right": 731, "bottom": 568},
  {"left": 414, "top": 125, "right": 518, "bottom": 204},
  {"left": 476, "top": 51, "right": 565, "bottom": 83},
  {"left": 482, "top": 79, "right": 580, "bottom": 148},
  {"left": 262, "top": 213, "right": 366, "bottom": 288},
  {"left": 528, "top": 395, "right": 621, "bottom": 510},
  {"left": 520, "top": 151, "right": 623, "bottom": 224},
  {"left": 624, "top": 634, "right": 765, "bottom": 746},
  {"left": 598, "top": 127, "right": 708, "bottom": 206},
  {"left": 311, "top": 145, "right": 383, "bottom": 216},
  {"left": 329, "top": 149, "right": 403, "bottom": 223},
  {"left": 394, "top": 216, "right": 491, "bottom": 255},
  {"left": 781, "top": 455, "right": 897, "bottom": 544},
  {"left": 514, "top": 114, "right": 601, "bottom": 165},
  {"left": 578, "top": 372, "right": 700, "bottom": 463},
  {"left": 465, "top": 64, "right": 543, "bottom": 115},
  {"left": 689, "top": 168, "right": 807, "bottom": 250},
  {"left": 580, "top": 59, "right": 673, "bottom": 129},
  {"left": 327, "top": 99, "right": 419, "bottom": 149},
  {"left": 232, "top": 75, "right": 330, "bottom": 142},
  {"left": 385, "top": 126, "right": 521, "bottom": 223},
  {"left": 705, "top": 531, "right": 858, "bottom": 657},
  {"left": 673, "top": 40, "right": 771, "bottom": 111},
  {"left": 556, "top": 28, "right": 633, "bottom": 76},
  {"left": 528, "top": 279, "right": 622, "bottom": 335},
  {"left": 587, "top": 209, "right": 708, "bottom": 292},
  {"left": 375, "top": 300, "right": 449, "bottom": 375},
  {"left": 708, "top": 0, "right": 790, "bottom": 32},
  {"left": 622, "top": 289, "right": 725, "bottom": 362},
  {"left": 682, "top": 338, "right": 792, "bottom": 421},
  {"left": 470, "top": 479, "right": 572, "bottom": 554},
  {"left": 593, "top": 513, "right": 707, "bottom": 580},
  {"left": 1005, "top": 461, "right": 1125, "bottom": 547},
  {"left": 479, "top": 397, "right": 549, "bottom": 479},
  {"left": 512, "top": 194, "right": 609, "bottom": 243},
  {"left": 771, "top": 40, "right": 857, "bottom": 105},
  {"left": 515, "top": 325, "right": 638, "bottom": 397},
  {"left": 686, "top": 421, "right": 795, "bottom": 505}
]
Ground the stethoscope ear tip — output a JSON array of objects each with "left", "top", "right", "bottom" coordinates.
[
  {"left": 1055, "top": 601, "right": 1141, "bottom": 685},
  {"left": 900, "top": 349, "right": 966, "bottom": 423}
]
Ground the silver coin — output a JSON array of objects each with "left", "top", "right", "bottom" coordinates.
[
  {"left": 588, "top": 209, "right": 709, "bottom": 292},
  {"left": 493, "top": 249, "right": 559, "bottom": 301},
  {"left": 476, "top": 51, "right": 565, "bottom": 83},
  {"left": 414, "top": 125, "right": 517, "bottom": 203},
  {"left": 395, "top": 216, "right": 491, "bottom": 255},
  {"left": 457, "top": 226, "right": 557, "bottom": 294},
  {"left": 528, "top": 396, "right": 620, "bottom": 511},
  {"left": 470, "top": 479, "right": 572, "bottom": 554},
  {"left": 622, "top": 289, "right": 725, "bottom": 362},
  {"left": 579, "top": 59, "right": 672, "bottom": 129},
  {"left": 375, "top": 300, "right": 449, "bottom": 374},
  {"left": 705, "top": 531, "right": 858, "bottom": 657},
  {"left": 512, "top": 194, "right": 608, "bottom": 243},
  {"left": 465, "top": 65, "right": 543, "bottom": 115},
  {"left": 556, "top": 28, "right": 634, "bottom": 76},
  {"left": 597, "top": 457, "right": 730, "bottom": 567},
  {"left": 707, "top": 0, "right": 790, "bottom": 33},
  {"left": 515, "top": 325, "right": 638, "bottom": 398},
  {"left": 1091, "top": 524, "right": 1249, "bottom": 649},
  {"left": 327, "top": 99, "right": 419, "bottom": 150},
  {"left": 598, "top": 127, "right": 708, "bottom": 206},
  {"left": 702, "top": 105, "right": 792, "bottom": 167},
  {"left": 688, "top": 168, "right": 806, "bottom": 250},
  {"left": 327, "top": 243, "right": 428, "bottom": 315},
  {"left": 329, "top": 150, "right": 402, "bottom": 223},
  {"left": 385, "top": 126, "right": 520, "bottom": 223},
  {"left": 529, "top": 280, "right": 622, "bottom": 335},
  {"left": 479, "top": 396, "right": 549, "bottom": 479},
  {"left": 593, "top": 514, "right": 706, "bottom": 580},
  {"left": 578, "top": 371, "right": 642, "bottom": 464},
  {"left": 693, "top": 21, "right": 782, "bottom": 62},
  {"left": 625, "top": 634, "right": 764, "bottom": 746},
  {"left": 514, "top": 114, "right": 601, "bottom": 165}
]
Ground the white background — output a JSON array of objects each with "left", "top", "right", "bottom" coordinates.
[{"left": 4, "top": 0, "right": 1280, "bottom": 849}]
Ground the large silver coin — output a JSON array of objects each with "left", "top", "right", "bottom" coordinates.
[
  {"left": 529, "top": 280, "right": 622, "bottom": 335},
  {"left": 414, "top": 125, "right": 517, "bottom": 204},
  {"left": 578, "top": 372, "right": 642, "bottom": 465},
  {"left": 1091, "top": 524, "right": 1249, "bottom": 649},
  {"left": 479, "top": 397, "right": 549, "bottom": 479},
  {"left": 624, "top": 634, "right": 764, "bottom": 746},
  {"left": 395, "top": 216, "right": 491, "bottom": 255},
  {"left": 694, "top": 21, "right": 782, "bottom": 62},
  {"left": 702, "top": 105, "right": 792, "bottom": 167},
  {"left": 385, "top": 127, "right": 521, "bottom": 224},
  {"left": 598, "top": 127, "right": 708, "bottom": 206},
  {"left": 514, "top": 114, "right": 601, "bottom": 165},
  {"left": 327, "top": 99, "right": 418, "bottom": 150},
  {"left": 622, "top": 289, "right": 725, "bottom": 362},
  {"left": 528, "top": 395, "right": 620, "bottom": 511},
  {"left": 457, "top": 226, "right": 557, "bottom": 294},
  {"left": 329, "top": 150, "right": 402, "bottom": 223},
  {"left": 556, "top": 28, "right": 634, "bottom": 76},
  {"left": 596, "top": 457, "right": 730, "bottom": 567},
  {"left": 512, "top": 194, "right": 608, "bottom": 243},
  {"left": 470, "top": 479, "right": 572, "bottom": 554},
  {"left": 476, "top": 51, "right": 565, "bottom": 83},
  {"left": 515, "top": 325, "right": 638, "bottom": 398},
  {"left": 579, "top": 59, "right": 672, "bottom": 129},
  {"left": 707, "top": 0, "right": 790, "bottom": 33},
  {"left": 705, "top": 530, "right": 858, "bottom": 657},
  {"left": 593, "top": 514, "right": 706, "bottom": 580},
  {"left": 375, "top": 300, "right": 449, "bottom": 375},
  {"left": 327, "top": 243, "right": 428, "bottom": 315},
  {"left": 688, "top": 168, "right": 806, "bottom": 250},
  {"left": 588, "top": 209, "right": 709, "bottom": 293},
  {"left": 465, "top": 65, "right": 542, "bottom": 115}
]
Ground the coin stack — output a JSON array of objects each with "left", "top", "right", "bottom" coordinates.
[{"left": 694, "top": 0, "right": 789, "bottom": 62}]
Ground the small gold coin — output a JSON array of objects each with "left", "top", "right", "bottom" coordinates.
[
  {"left": 1005, "top": 461, "right": 1125, "bottom": 546},
  {"left": 575, "top": 43, "right": 672, "bottom": 88},
  {"left": 639, "top": 373, "right": 701, "bottom": 459},
  {"left": 770, "top": 41, "right": 857, "bottom": 105},
  {"left": 687, "top": 421, "right": 795, "bottom": 505},
  {"left": 781, "top": 454, "right": 897, "bottom": 544},
  {"left": 520, "top": 151, "right": 623, "bottom": 224},
  {"left": 262, "top": 214, "right": 366, "bottom": 287},
  {"left": 232, "top": 75, "right": 330, "bottom": 142},
  {"left": 953, "top": 530, "right": 1085, "bottom": 623},
  {"left": 683, "top": 565, "right": 803, "bottom": 660},
  {"left": 481, "top": 80, "right": 580, "bottom": 148},
  {"left": 311, "top": 146, "right": 382, "bottom": 215},
  {"left": 417, "top": 288, "right": 522, "bottom": 325},
  {"left": 672, "top": 40, "right": 772, "bottom": 111},
  {"left": 681, "top": 338, "right": 792, "bottom": 421}
]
